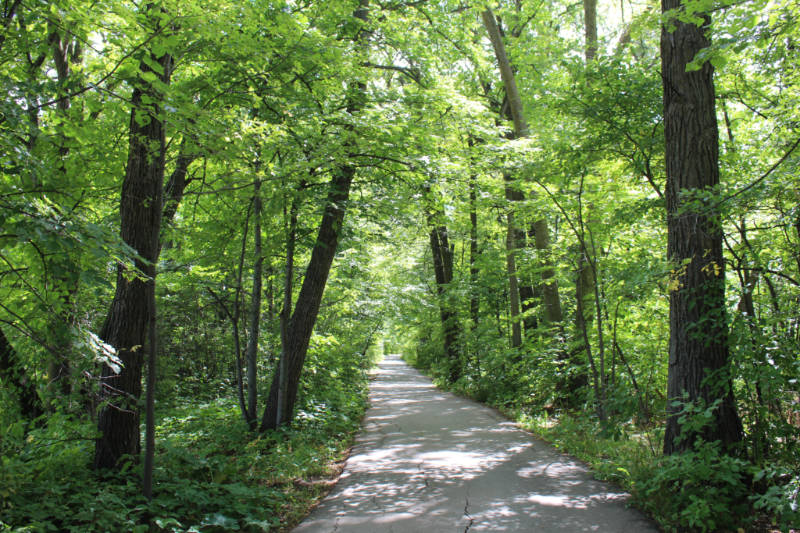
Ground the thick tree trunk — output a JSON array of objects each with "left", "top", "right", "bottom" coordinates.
[
  {"left": 660, "top": 1, "right": 742, "bottom": 454},
  {"left": 245, "top": 178, "right": 263, "bottom": 429},
  {"left": 94, "top": 49, "right": 171, "bottom": 470}
]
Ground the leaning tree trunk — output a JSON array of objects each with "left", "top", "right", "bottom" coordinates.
[
  {"left": 483, "top": 9, "right": 563, "bottom": 333},
  {"left": 260, "top": 0, "right": 370, "bottom": 432},
  {"left": 660, "top": 0, "right": 742, "bottom": 454},
  {"left": 260, "top": 165, "right": 356, "bottom": 430},
  {"left": 94, "top": 48, "right": 171, "bottom": 470}
]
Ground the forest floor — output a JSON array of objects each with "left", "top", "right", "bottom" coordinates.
[{"left": 292, "top": 353, "right": 658, "bottom": 532}]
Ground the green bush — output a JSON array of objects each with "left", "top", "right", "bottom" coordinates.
[
  {"left": 635, "top": 440, "right": 751, "bottom": 532},
  {"left": 1, "top": 360, "right": 369, "bottom": 533},
  {"left": 750, "top": 467, "right": 800, "bottom": 532}
]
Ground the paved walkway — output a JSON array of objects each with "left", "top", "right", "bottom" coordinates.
[{"left": 294, "top": 354, "right": 658, "bottom": 532}]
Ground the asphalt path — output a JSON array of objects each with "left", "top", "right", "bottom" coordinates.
[{"left": 293, "top": 353, "right": 658, "bottom": 532}]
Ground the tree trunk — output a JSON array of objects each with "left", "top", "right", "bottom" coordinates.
[
  {"left": 505, "top": 206, "right": 523, "bottom": 348},
  {"left": 572, "top": 0, "right": 598, "bottom": 391},
  {"left": 260, "top": 164, "right": 356, "bottom": 430},
  {"left": 660, "top": 1, "right": 742, "bottom": 454},
  {"left": 483, "top": 12, "right": 526, "bottom": 345},
  {"left": 245, "top": 178, "right": 263, "bottom": 429},
  {"left": 469, "top": 171, "right": 480, "bottom": 330},
  {"left": 162, "top": 140, "right": 197, "bottom": 230},
  {"left": 482, "top": 10, "right": 528, "bottom": 137},
  {"left": 142, "top": 269, "right": 157, "bottom": 499},
  {"left": 46, "top": 24, "right": 82, "bottom": 399},
  {"left": 583, "top": 0, "right": 598, "bottom": 62},
  {"left": 232, "top": 203, "right": 253, "bottom": 422},
  {"left": 94, "top": 47, "right": 171, "bottom": 470},
  {"left": 430, "top": 221, "right": 461, "bottom": 380},
  {"left": 483, "top": 9, "right": 563, "bottom": 331},
  {"left": 532, "top": 219, "right": 563, "bottom": 324},
  {"left": 275, "top": 195, "right": 297, "bottom": 430},
  {"left": 261, "top": 0, "right": 369, "bottom": 431},
  {"left": 0, "top": 327, "right": 41, "bottom": 420}
]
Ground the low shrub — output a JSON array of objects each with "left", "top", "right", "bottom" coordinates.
[{"left": 1, "top": 373, "right": 368, "bottom": 532}]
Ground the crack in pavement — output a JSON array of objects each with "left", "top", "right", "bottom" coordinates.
[
  {"left": 463, "top": 492, "right": 474, "bottom": 533},
  {"left": 416, "top": 462, "right": 431, "bottom": 492}
]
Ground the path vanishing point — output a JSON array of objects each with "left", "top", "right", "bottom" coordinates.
[{"left": 294, "top": 353, "right": 658, "bottom": 532}]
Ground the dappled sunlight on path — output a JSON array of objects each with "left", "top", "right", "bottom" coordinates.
[{"left": 293, "top": 354, "right": 657, "bottom": 532}]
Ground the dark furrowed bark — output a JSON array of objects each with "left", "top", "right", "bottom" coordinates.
[
  {"left": 94, "top": 48, "right": 171, "bottom": 470},
  {"left": 660, "top": 0, "right": 742, "bottom": 454}
]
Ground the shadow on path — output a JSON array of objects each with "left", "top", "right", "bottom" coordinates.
[{"left": 293, "top": 354, "right": 658, "bottom": 532}]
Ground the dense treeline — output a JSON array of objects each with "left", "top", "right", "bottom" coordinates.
[{"left": 0, "top": 0, "right": 798, "bottom": 531}]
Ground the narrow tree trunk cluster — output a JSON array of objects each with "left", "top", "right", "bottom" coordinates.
[
  {"left": 261, "top": 164, "right": 357, "bottom": 430},
  {"left": 261, "top": 0, "right": 371, "bottom": 430},
  {"left": 482, "top": 9, "right": 563, "bottom": 346}
]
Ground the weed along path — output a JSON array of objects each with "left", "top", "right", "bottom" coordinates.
[{"left": 293, "top": 353, "right": 657, "bottom": 532}]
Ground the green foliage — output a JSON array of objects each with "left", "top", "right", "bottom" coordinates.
[
  {"left": 751, "top": 466, "right": 800, "bottom": 532},
  {"left": 1, "top": 381, "right": 367, "bottom": 532},
  {"left": 1, "top": 0, "right": 798, "bottom": 531},
  {"left": 637, "top": 441, "right": 751, "bottom": 532}
]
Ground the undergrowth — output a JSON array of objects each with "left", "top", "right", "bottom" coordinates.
[{"left": 0, "top": 380, "right": 368, "bottom": 532}]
